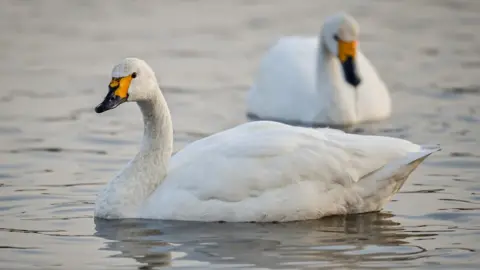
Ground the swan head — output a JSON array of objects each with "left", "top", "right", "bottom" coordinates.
[
  {"left": 95, "top": 58, "right": 158, "bottom": 113},
  {"left": 321, "top": 12, "right": 361, "bottom": 88}
]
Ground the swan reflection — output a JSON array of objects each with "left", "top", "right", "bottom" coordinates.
[{"left": 94, "top": 212, "right": 430, "bottom": 269}]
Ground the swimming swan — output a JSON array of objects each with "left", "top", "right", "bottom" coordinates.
[
  {"left": 247, "top": 12, "right": 391, "bottom": 127},
  {"left": 94, "top": 58, "right": 438, "bottom": 222}
]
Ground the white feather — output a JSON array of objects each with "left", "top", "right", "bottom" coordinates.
[{"left": 94, "top": 58, "right": 439, "bottom": 222}]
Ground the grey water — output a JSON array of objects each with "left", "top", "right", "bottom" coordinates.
[{"left": 0, "top": 0, "right": 479, "bottom": 269}]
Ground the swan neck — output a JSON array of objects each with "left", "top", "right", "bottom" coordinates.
[
  {"left": 94, "top": 82, "right": 174, "bottom": 219},
  {"left": 316, "top": 37, "right": 335, "bottom": 85},
  {"left": 137, "top": 89, "right": 173, "bottom": 164}
]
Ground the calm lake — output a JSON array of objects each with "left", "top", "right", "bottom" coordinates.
[{"left": 0, "top": 0, "right": 479, "bottom": 269}]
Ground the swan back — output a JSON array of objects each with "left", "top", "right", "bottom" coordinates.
[{"left": 140, "top": 121, "right": 433, "bottom": 222}]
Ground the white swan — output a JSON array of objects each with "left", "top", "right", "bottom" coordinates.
[
  {"left": 94, "top": 58, "right": 438, "bottom": 222},
  {"left": 247, "top": 12, "right": 391, "bottom": 127}
]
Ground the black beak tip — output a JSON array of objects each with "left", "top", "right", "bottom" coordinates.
[
  {"left": 95, "top": 105, "right": 105, "bottom": 114},
  {"left": 350, "top": 78, "right": 361, "bottom": 88},
  {"left": 341, "top": 57, "right": 362, "bottom": 88},
  {"left": 95, "top": 93, "right": 127, "bottom": 114}
]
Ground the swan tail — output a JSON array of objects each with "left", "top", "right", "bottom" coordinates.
[{"left": 352, "top": 144, "right": 441, "bottom": 213}]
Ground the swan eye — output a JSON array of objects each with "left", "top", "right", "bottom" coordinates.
[
  {"left": 132, "top": 72, "right": 137, "bottom": 79},
  {"left": 334, "top": 35, "right": 339, "bottom": 41}
]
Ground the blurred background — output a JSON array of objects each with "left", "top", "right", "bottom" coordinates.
[{"left": 0, "top": 0, "right": 479, "bottom": 269}]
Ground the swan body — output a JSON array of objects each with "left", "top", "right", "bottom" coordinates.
[
  {"left": 247, "top": 13, "right": 391, "bottom": 126},
  {"left": 94, "top": 58, "right": 439, "bottom": 222}
]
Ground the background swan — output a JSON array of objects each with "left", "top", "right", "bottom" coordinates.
[
  {"left": 247, "top": 12, "right": 391, "bottom": 127},
  {"left": 94, "top": 58, "right": 438, "bottom": 222}
]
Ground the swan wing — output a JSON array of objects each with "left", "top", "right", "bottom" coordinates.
[{"left": 165, "top": 121, "right": 420, "bottom": 201}]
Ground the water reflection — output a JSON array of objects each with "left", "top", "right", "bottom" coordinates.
[
  {"left": 2, "top": 0, "right": 480, "bottom": 268},
  {"left": 94, "top": 212, "right": 432, "bottom": 269}
]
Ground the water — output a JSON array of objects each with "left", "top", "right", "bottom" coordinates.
[{"left": 0, "top": 0, "right": 479, "bottom": 269}]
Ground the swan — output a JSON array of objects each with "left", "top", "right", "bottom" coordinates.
[
  {"left": 93, "top": 58, "right": 439, "bottom": 222},
  {"left": 247, "top": 12, "right": 391, "bottom": 127}
]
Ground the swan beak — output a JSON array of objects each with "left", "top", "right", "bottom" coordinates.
[
  {"left": 95, "top": 76, "right": 132, "bottom": 113},
  {"left": 338, "top": 39, "right": 361, "bottom": 88}
]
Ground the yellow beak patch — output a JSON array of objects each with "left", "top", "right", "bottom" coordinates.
[
  {"left": 338, "top": 40, "right": 357, "bottom": 63},
  {"left": 109, "top": 74, "right": 133, "bottom": 99}
]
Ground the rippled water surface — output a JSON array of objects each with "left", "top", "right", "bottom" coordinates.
[{"left": 1, "top": 0, "right": 480, "bottom": 269}]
